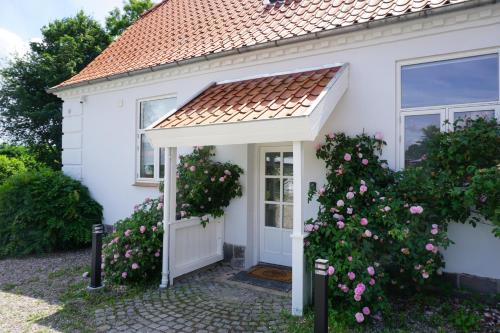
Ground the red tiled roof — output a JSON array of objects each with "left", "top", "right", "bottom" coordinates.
[
  {"left": 55, "top": 0, "right": 468, "bottom": 89},
  {"left": 153, "top": 66, "right": 341, "bottom": 128}
]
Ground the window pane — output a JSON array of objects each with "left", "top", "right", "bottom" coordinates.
[
  {"left": 265, "top": 152, "right": 281, "bottom": 175},
  {"left": 265, "top": 178, "right": 280, "bottom": 202},
  {"left": 454, "top": 110, "right": 495, "bottom": 124},
  {"left": 265, "top": 204, "right": 280, "bottom": 228},
  {"left": 404, "top": 114, "right": 441, "bottom": 168},
  {"left": 140, "top": 97, "right": 177, "bottom": 128},
  {"left": 159, "top": 148, "right": 165, "bottom": 179},
  {"left": 283, "top": 152, "right": 293, "bottom": 176},
  {"left": 283, "top": 178, "right": 293, "bottom": 203},
  {"left": 140, "top": 134, "right": 154, "bottom": 178},
  {"left": 283, "top": 205, "right": 293, "bottom": 229},
  {"left": 402, "top": 54, "right": 499, "bottom": 108}
]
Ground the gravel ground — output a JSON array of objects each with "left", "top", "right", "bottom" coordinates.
[{"left": 0, "top": 249, "right": 90, "bottom": 333}]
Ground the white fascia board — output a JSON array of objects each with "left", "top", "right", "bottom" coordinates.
[{"left": 146, "top": 116, "right": 314, "bottom": 147}]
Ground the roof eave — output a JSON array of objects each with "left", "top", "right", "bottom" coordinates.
[{"left": 47, "top": 0, "right": 496, "bottom": 94}]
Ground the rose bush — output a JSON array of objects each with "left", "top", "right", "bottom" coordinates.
[
  {"left": 103, "top": 196, "right": 163, "bottom": 285},
  {"left": 305, "top": 132, "right": 450, "bottom": 324},
  {"left": 176, "top": 146, "right": 243, "bottom": 225}
]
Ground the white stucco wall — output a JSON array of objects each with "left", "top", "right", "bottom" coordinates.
[{"left": 59, "top": 5, "right": 500, "bottom": 278}]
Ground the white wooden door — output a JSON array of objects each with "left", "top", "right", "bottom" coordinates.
[{"left": 260, "top": 147, "right": 293, "bottom": 267}]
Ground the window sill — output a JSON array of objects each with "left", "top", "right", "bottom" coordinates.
[{"left": 132, "top": 181, "right": 160, "bottom": 188}]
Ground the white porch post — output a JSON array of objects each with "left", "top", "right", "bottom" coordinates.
[
  {"left": 292, "top": 141, "right": 306, "bottom": 316},
  {"left": 160, "top": 147, "right": 177, "bottom": 289}
]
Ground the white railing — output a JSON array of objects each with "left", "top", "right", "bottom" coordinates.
[{"left": 169, "top": 216, "right": 224, "bottom": 285}]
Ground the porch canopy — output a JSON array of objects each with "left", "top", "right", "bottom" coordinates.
[
  {"left": 146, "top": 64, "right": 349, "bottom": 147},
  {"left": 145, "top": 64, "right": 348, "bottom": 316}
]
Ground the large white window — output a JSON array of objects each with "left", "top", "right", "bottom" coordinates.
[
  {"left": 137, "top": 96, "right": 176, "bottom": 182},
  {"left": 398, "top": 52, "right": 500, "bottom": 168}
]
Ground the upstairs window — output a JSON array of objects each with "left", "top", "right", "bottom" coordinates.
[
  {"left": 399, "top": 52, "right": 499, "bottom": 168},
  {"left": 137, "top": 97, "right": 176, "bottom": 182}
]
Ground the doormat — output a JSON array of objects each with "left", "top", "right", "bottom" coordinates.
[{"left": 229, "top": 265, "right": 292, "bottom": 292}]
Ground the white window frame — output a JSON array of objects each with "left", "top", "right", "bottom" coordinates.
[
  {"left": 136, "top": 94, "right": 177, "bottom": 183},
  {"left": 396, "top": 48, "right": 500, "bottom": 169}
]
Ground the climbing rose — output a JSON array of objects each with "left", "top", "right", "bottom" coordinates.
[
  {"left": 369, "top": 278, "right": 376, "bottom": 286},
  {"left": 347, "top": 207, "right": 353, "bottom": 215},
  {"left": 422, "top": 272, "right": 429, "bottom": 279},
  {"left": 337, "top": 221, "right": 345, "bottom": 229},
  {"left": 327, "top": 266, "right": 335, "bottom": 275},
  {"left": 121, "top": 272, "right": 127, "bottom": 279},
  {"left": 124, "top": 229, "right": 131, "bottom": 237},
  {"left": 359, "top": 185, "right": 368, "bottom": 193},
  {"left": 139, "top": 225, "right": 146, "bottom": 234},
  {"left": 132, "top": 263, "right": 139, "bottom": 270},
  {"left": 219, "top": 176, "right": 225, "bottom": 182},
  {"left": 125, "top": 250, "right": 132, "bottom": 258},
  {"left": 431, "top": 228, "right": 438, "bottom": 235},
  {"left": 355, "top": 283, "right": 366, "bottom": 295},
  {"left": 189, "top": 165, "right": 196, "bottom": 172},
  {"left": 152, "top": 226, "right": 157, "bottom": 232},
  {"left": 354, "top": 294, "right": 362, "bottom": 301},
  {"left": 362, "top": 307, "right": 371, "bottom": 315},
  {"left": 154, "top": 251, "right": 160, "bottom": 257},
  {"left": 432, "top": 224, "right": 438, "bottom": 229},
  {"left": 363, "top": 230, "right": 372, "bottom": 238},
  {"left": 355, "top": 312, "right": 365, "bottom": 323},
  {"left": 337, "top": 200, "right": 345, "bottom": 207},
  {"left": 360, "top": 218, "right": 368, "bottom": 226},
  {"left": 362, "top": 159, "right": 369, "bottom": 165},
  {"left": 346, "top": 192, "right": 355, "bottom": 200},
  {"left": 224, "top": 169, "right": 231, "bottom": 176},
  {"left": 425, "top": 243, "right": 434, "bottom": 251},
  {"left": 367, "top": 266, "right": 375, "bottom": 276},
  {"left": 348, "top": 256, "right": 353, "bottom": 262},
  {"left": 348, "top": 272, "right": 356, "bottom": 280},
  {"left": 410, "top": 205, "right": 424, "bottom": 214},
  {"left": 374, "top": 131, "right": 384, "bottom": 140},
  {"left": 344, "top": 153, "right": 352, "bottom": 161},
  {"left": 304, "top": 224, "right": 314, "bottom": 232},
  {"left": 318, "top": 187, "right": 326, "bottom": 195}
]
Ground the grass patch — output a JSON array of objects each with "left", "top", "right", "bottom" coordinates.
[{"left": 0, "top": 282, "right": 17, "bottom": 291}]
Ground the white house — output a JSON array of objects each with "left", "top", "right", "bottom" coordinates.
[{"left": 50, "top": 0, "right": 500, "bottom": 315}]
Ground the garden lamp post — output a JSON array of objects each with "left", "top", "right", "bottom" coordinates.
[
  {"left": 314, "top": 258, "right": 329, "bottom": 333},
  {"left": 88, "top": 224, "right": 105, "bottom": 291}
]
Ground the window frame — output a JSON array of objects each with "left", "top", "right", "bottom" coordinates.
[
  {"left": 135, "top": 94, "right": 177, "bottom": 183},
  {"left": 396, "top": 49, "right": 500, "bottom": 169}
]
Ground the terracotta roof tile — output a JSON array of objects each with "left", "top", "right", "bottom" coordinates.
[
  {"left": 55, "top": 0, "right": 468, "bottom": 89},
  {"left": 154, "top": 66, "right": 340, "bottom": 129}
]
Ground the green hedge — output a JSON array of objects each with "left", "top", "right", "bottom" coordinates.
[
  {"left": 0, "top": 155, "right": 27, "bottom": 184},
  {"left": 0, "top": 169, "right": 103, "bottom": 257}
]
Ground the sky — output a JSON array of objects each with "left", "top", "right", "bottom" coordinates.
[{"left": 0, "top": 0, "right": 144, "bottom": 65}]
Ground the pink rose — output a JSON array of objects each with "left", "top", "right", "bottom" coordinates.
[
  {"left": 304, "top": 224, "right": 314, "bottom": 232},
  {"left": 189, "top": 165, "right": 196, "bottom": 172},
  {"left": 348, "top": 272, "right": 356, "bottom": 280},
  {"left": 344, "top": 153, "right": 352, "bottom": 161},
  {"left": 211, "top": 176, "right": 216, "bottom": 182},
  {"left": 348, "top": 256, "right": 353, "bottom": 262},
  {"left": 346, "top": 192, "right": 355, "bottom": 200},
  {"left": 359, "top": 185, "right": 367, "bottom": 194},
  {"left": 410, "top": 205, "right": 424, "bottom": 214},
  {"left": 152, "top": 226, "right": 157, "bottom": 232},
  {"left": 327, "top": 266, "right": 335, "bottom": 276},
  {"left": 355, "top": 283, "right": 366, "bottom": 295},
  {"left": 355, "top": 312, "right": 365, "bottom": 323},
  {"left": 124, "top": 229, "right": 131, "bottom": 237},
  {"left": 367, "top": 266, "right": 375, "bottom": 276},
  {"left": 369, "top": 278, "right": 376, "bottom": 286},
  {"left": 384, "top": 206, "right": 391, "bottom": 212},
  {"left": 139, "top": 225, "right": 146, "bottom": 234},
  {"left": 431, "top": 228, "right": 438, "bottom": 235},
  {"left": 347, "top": 207, "right": 353, "bottom": 215},
  {"left": 154, "top": 251, "right": 160, "bottom": 257},
  {"left": 374, "top": 131, "right": 384, "bottom": 140},
  {"left": 422, "top": 272, "right": 429, "bottom": 279},
  {"left": 318, "top": 187, "right": 326, "bottom": 195},
  {"left": 219, "top": 176, "right": 225, "bottom": 182},
  {"left": 125, "top": 250, "right": 132, "bottom": 258},
  {"left": 432, "top": 224, "right": 438, "bottom": 229},
  {"left": 354, "top": 294, "right": 362, "bottom": 302},
  {"left": 336, "top": 200, "right": 345, "bottom": 207},
  {"left": 131, "top": 263, "right": 139, "bottom": 270},
  {"left": 362, "top": 159, "right": 369, "bottom": 165},
  {"left": 313, "top": 224, "right": 319, "bottom": 231},
  {"left": 425, "top": 243, "right": 434, "bottom": 251},
  {"left": 121, "top": 272, "right": 127, "bottom": 279},
  {"left": 362, "top": 307, "right": 371, "bottom": 315},
  {"left": 363, "top": 230, "right": 372, "bottom": 238},
  {"left": 224, "top": 169, "right": 231, "bottom": 176},
  {"left": 337, "top": 221, "right": 345, "bottom": 229},
  {"left": 360, "top": 218, "right": 368, "bottom": 226}
]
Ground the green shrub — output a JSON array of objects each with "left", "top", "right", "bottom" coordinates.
[
  {"left": 103, "top": 196, "right": 164, "bottom": 285},
  {"left": 0, "top": 144, "right": 45, "bottom": 171},
  {"left": 0, "top": 169, "right": 102, "bottom": 257},
  {"left": 176, "top": 146, "right": 243, "bottom": 225},
  {"left": 0, "top": 155, "right": 27, "bottom": 184}
]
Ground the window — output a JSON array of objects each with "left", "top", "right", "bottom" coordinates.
[
  {"left": 137, "top": 97, "right": 176, "bottom": 181},
  {"left": 399, "top": 52, "right": 500, "bottom": 168}
]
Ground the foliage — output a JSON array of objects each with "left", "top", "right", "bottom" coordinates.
[
  {"left": 0, "top": 155, "right": 27, "bottom": 184},
  {"left": 0, "top": 169, "right": 102, "bottom": 257},
  {"left": 103, "top": 196, "right": 163, "bottom": 285},
  {"left": 106, "top": 0, "right": 154, "bottom": 38},
  {"left": 0, "top": 143, "right": 45, "bottom": 171},
  {"left": 176, "top": 146, "right": 243, "bottom": 225},
  {"left": 305, "top": 132, "right": 450, "bottom": 324}
]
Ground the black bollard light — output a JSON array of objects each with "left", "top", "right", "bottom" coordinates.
[
  {"left": 88, "top": 224, "right": 105, "bottom": 291},
  {"left": 314, "top": 258, "right": 329, "bottom": 333}
]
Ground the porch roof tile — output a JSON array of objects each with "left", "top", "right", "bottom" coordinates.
[
  {"left": 153, "top": 66, "right": 341, "bottom": 129},
  {"left": 53, "top": 0, "right": 469, "bottom": 90}
]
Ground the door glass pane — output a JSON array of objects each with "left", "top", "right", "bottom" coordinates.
[
  {"left": 454, "top": 110, "right": 495, "bottom": 125},
  {"left": 283, "top": 152, "right": 293, "bottom": 176},
  {"left": 140, "top": 134, "right": 155, "bottom": 178},
  {"left": 402, "top": 54, "right": 499, "bottom": 108},
  {"left": 265, "top": 204, "right": 280, "bottom": 228},
  {"left": 265, "top": 152, "right": 281, "bottom": 175},
  {"left": 159, "top": 148, "right": 165, "bottom": 179},
  {"left": 140, "top": 97, "right": 177, "bottom": 128},
  {"left": 283, "top": 178, "right": 293, "bottom": 203},
  {"left": 283, "top": 205, "right": 293, "bottom": 229},
  {"left": 404, "top": 114, "right": 441, "bottom": 168},
  {"left": 265, "top": 178, "right": 280, "bottom": 202}
]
